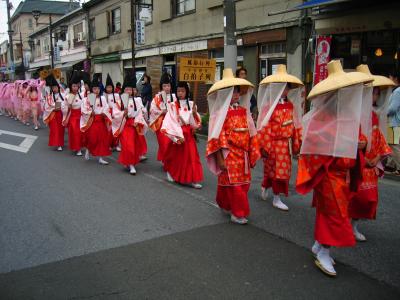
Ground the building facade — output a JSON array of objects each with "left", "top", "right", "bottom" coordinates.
[
  {"left": 84, "top": 0, "right": 303, "bottom": 112},
  {"left": 28, "top": 7, "right": 89, "bottom": 81},
  {"left": 9, "top": 0, "right": 80, "bottom": 79}
]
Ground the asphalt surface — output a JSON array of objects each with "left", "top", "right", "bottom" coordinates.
[{"left": 0, "top": 115, "right": 399, "bottom": 299}]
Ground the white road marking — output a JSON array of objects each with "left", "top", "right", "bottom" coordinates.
[{"left": 0, "top": 129, "right": 38, "bottom": 153}]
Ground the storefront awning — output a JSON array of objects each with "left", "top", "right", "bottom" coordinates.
[
  {"left": 268, "top": 0, "right": 351, "bottom": 16},
  {"left": 56, "top": 60, "right": 84, "bottom": 70},
  {"left": 92, "top": 53, "right": 121, "bottom": 64},
  {"left": 27, "top": 67, "right": 40, "bottom": 73}
]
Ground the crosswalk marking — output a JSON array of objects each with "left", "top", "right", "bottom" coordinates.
[{"left": 0, "top": 130, "right": 38, "bottom": 153}]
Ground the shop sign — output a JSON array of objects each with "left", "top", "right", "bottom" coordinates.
[
  {"left": 179, "top": 57, "right": 216, "bottom": 82},
  {"left": 160, "top": 40, "right": 207, "bottom": 55},
  {"left": 313, "top": 35, "right": 332, "bottom": 85},
  {"left": 136, "top": 20, "right": 145, "bottom": 45}
]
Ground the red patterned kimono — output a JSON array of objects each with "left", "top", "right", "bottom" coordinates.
[
  {"left": 206, "top": 106, "right": 260, "bottom": 218},
  {"left": 349, "top": 112, "right": 391, "bottom": 219},
  {"left": 297, "top": 152, "right": 363, "bottom": 247},
  {"left": 258, "top": 101, "right": 301, "bottom": 196}
]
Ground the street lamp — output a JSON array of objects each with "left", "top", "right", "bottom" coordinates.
[
  {"left": 31, "top": 10, "right": 54, "bottom": 69},
  {"left": 32, "top": 10, "right": 41, "bottom": 23}
]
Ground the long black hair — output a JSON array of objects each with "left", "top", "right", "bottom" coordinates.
[{"left": 176, "top": 81, "right": 191, "bottom": 111}]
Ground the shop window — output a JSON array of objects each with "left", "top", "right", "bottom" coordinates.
[
  {"left": 28, "top": 19, "right": 33, "bottom": 30},
  {"left": 173, "top": 0, "right": 195, "bottom": 17},
  {"left": 164, "top": 54, "right": 176, "bottom": 64},
  {"left": 73, "top": 22, "right": 84, "bottom": 47},
  {"left": 260, "top": 42, "right": 286, "bottom": 56},
  {"left": 111, "top": 8, "right": 121, "bottom": 34}
]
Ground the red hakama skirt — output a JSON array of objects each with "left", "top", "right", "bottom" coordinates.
[
  {"left": 48, "top": 110, "right": 65, "bottom": 147},
  {"left": 118, "top": 118, "right": 145, "bottom": 166},
  {"left": 67, "top": 109, "right": 83, "bottom": 151},
  {"left": 163, "top": 125, "right": 203, "bottom": 184},
  {"left": 216, "top": 184, "right": 250, "bottom": 218},
  {"left": 314, "top": 211, "right": 355, "bottom": 247},
  {"left": 86, "top": 115, "right": 111, "bottom": 157},
  {"left": 262, "top": 177, "right": 289, "bottom": 196},
  {"left": 155, "top": 129, "right": 170, "bottom": 162},
  {"left": 137, "top": 134, "right": 147, "bottom": 157}
]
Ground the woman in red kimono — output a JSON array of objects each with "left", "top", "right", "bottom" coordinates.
[
  {"left": 349, "top": 65, "right": 394, "bottom": 241},
  {"left": 162, "top": 81, "right": 203, "bottom": 188},
  {"left": 149, "top": 73, "right": 175, "bottom": 164},
  {"left": 62, "top": 72, "right": 84, "bottom": 156},
  {"left": 43, "top": 74, "right": 65, "bottom": 151},
  {"left": 206, "top": 69, "right": 260, "bottom": 225},
  {"left": 257, "top": 65, "right": 303, "bottom": 211},
  {"left": 112, "top": 75, "right": 148, "bottom": 175},
  {"left": 80, "top": 75, "right": 112, "bottom": 165},
  {"left": 296, "top": 60, "right": 373, "bottom": 277}
]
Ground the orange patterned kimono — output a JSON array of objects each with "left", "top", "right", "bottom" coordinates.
[
  {"left": 349, "top": 112, "right": 391, "bottom": 220},
  {"left": 258, "top": 101, "right": 301, "bottom": 196},
  {"left": 207, "top": 106, "right": 260, "bottom": 218}
]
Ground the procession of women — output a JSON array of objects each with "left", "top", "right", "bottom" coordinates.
[{"left": 0, "top": 60, "right": 395, "bottom": 277}]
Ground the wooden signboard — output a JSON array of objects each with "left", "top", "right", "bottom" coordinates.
[{"left": 179, "top": 57, "right": 216, "bottom": 83}]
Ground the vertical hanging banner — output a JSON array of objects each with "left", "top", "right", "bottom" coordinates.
[
  {"left": 136, "top": 20, "right": 145, "bottom": 45},
  {"left": 313, "top": 35, "right": 332, "bottom": 85}
]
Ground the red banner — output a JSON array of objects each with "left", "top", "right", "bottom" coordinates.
[{"left": 313, "top": 36, "right": 332, "bottom": 85}]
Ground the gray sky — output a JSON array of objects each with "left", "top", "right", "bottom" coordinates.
[
  {"left": 0, "top": 1, "right": 21, "bottom": 43},
  {"left": 0, "top": 0, "right": 84, "bottom": 43}
]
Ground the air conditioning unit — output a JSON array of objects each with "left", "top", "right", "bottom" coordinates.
[{"left": 77, "top": 32, "right": 85, "bottom": 42}]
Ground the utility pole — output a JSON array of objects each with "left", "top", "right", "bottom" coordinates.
[
  {"left": 19, "top": 31, "right": 25, "bottom": 75},
  {"left": 223, "top": 0, "right": 237, "bottom": 72},
  {"left": 130, "top": 0, "right": 136, "bottom": 79},
  {"left": 49, "top": 14, "right": 54, "bottom": 69},
  {"left": 6, "top": 0, "right": 14, "bottom": 79}
]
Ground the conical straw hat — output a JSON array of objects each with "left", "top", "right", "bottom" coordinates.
[
  {"left": 307, "top": 60, "right": 373, "bottom": 100},
  {"left": 356, "top": 64, "right": 395, "bottom": 88},
  {"left": 208, "top": 68, "right": 254, "bottom": 95},
  {"left": 259, "top": 65, "right": 303, "bottom": 87}
]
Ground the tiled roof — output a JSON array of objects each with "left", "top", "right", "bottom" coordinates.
[{"left": 11, "top": 0, "right": 80, "bottom": 22}]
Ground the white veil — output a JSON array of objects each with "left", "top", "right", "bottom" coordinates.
[
  {"left": 207, "top": 86, "right": 256, "bottom": 140},
  {"left": 301, "top": 84, "right": 364, "bottom": 159},
  {"left": 207, "top": 87, "right": 233, "bottom": 140},
  {"left": 361, "top": 86, "right": 373, "bottom": 151},
  {"left": 256, "top": 83, "right": 287, "bottom": 131}
]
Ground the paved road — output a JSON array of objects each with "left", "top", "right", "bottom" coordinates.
[{"left": 0, "top": 116, "right": 399, "bottom": 299}]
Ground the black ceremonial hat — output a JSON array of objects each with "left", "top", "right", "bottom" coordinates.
[
  {"left": 45, "top": 74, "right": 59, "bottom": 87},
  {"left": 122, "top": 74, "right": 136, "bottom": 91},
  {"left": 105, "top": 73, "right": 114, "bottom": 88}
]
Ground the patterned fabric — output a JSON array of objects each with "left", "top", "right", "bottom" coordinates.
[
  {"left": 258, "top": 101, "right": 301, "bottom": 194},
  {"left": 349, "top": 112, "right": 392, "bottom": 219},
  {"left": 206, "top": 106, "right": 260, "bottom": 186}
]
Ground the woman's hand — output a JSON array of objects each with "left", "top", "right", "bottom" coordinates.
[
  {"left": 217, "top": 150, "right": 227, "bottom": 171},
  {"left": 261, "top": 148, "right": 268, "bottom": 159}
]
